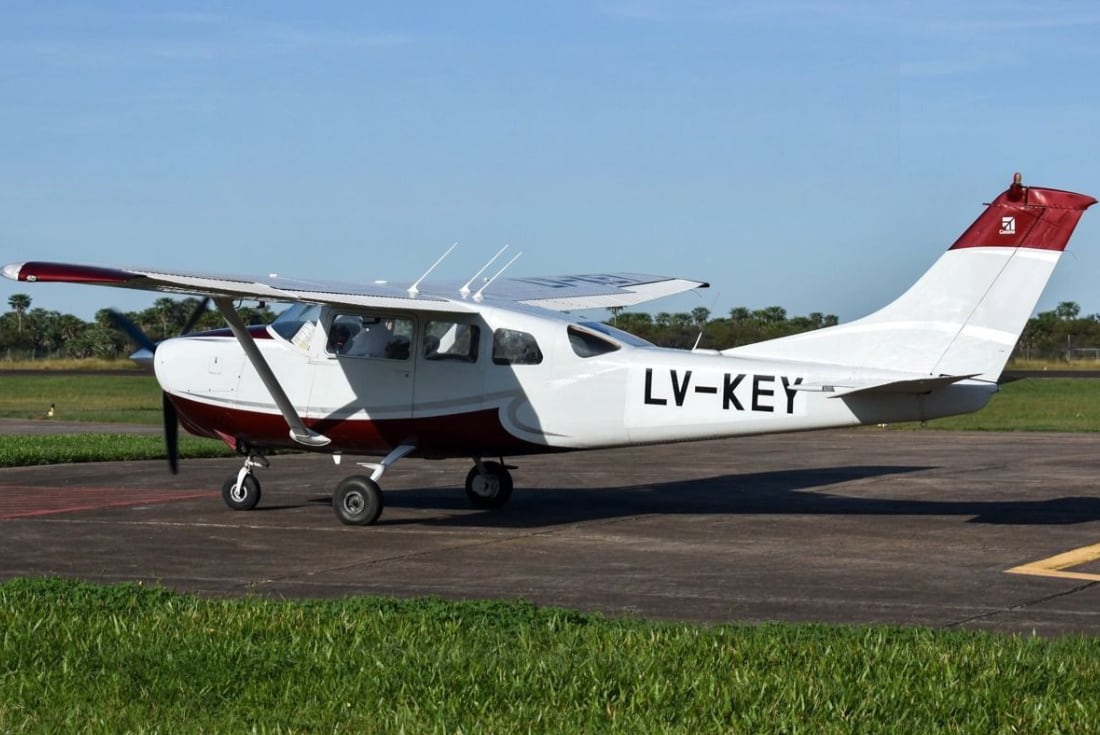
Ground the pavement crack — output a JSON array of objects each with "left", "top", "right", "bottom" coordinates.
[{"left": 947, "top": 579, "right": 1099, "bottom": 629}]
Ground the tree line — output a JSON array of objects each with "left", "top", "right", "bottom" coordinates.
[
  {"left": 2, "top": 293, "right": 1098, "bottom": 362},
  {"left": 1, "top": 295, "right": 274, "bottom": 360}
]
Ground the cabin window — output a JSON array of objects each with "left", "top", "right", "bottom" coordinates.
[
  {"left": 327, "top": 313, "right": 413, "bottom": 360},
  {"left": 567, "top": 325, "right": 620, "bottom": 358},
  {"left": 424, "top": 321, "right": 480, "bottom": 362},
  {"left": 492, "top": 328, "right": 543, "bottom": 365}
]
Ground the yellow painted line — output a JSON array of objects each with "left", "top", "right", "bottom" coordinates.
[{"left": 1007, "top": 542, "right": 1100, "bottom": 582}]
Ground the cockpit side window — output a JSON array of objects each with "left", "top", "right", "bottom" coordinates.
[
  {"left": 327, "top": 313, "right": 413, "bottom": 360},
  {"left": 568, "top": 325, "right": 620, "bottom": 358},
  {"left": 424, "top": 321, "right": 480, "bottom": 362},
  {"left": 492, "top": 328, "right": 543, "bottom": 365}
]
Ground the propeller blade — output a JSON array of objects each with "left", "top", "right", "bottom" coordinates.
[
  {"left": 105, "top": 309, "right": 157, "bottom": 354},
  {"left": 163, "top": 392, "right": 179, "bottom": 475},
  {"left": 180, "top": 297, "right": 211, "bottom": 336}
]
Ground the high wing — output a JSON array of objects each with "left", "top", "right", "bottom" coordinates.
[{"left": 2, "top": 262, "right": 707, "bottom": 313}]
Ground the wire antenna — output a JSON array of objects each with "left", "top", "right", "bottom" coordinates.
[
  {"left": 460, "top": 244, "right": 509, "bottom": 296},
  {"left": 474, "top": 251, "right": 522, "bottom": 301},
  {"left": 408, "top": 242, "right": 457, "bottom": 296}
]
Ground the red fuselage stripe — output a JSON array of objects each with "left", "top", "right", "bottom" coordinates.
[{"left": 171, "top": 395, "right": 551, "bottom": 458}]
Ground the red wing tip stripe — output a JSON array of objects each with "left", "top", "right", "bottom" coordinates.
[{"left": 7, "top": 262, "right": 141, "bottom": 285}]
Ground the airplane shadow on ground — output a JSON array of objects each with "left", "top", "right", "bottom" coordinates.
[{"left": 299, "top": 464, "right": 1100, "bottom": 528}]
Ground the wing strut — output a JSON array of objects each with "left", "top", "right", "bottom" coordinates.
[{"left": 213, "top": 297, "right": 331, "bottom": 448}]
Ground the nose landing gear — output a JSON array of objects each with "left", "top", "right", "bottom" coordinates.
[{"left": 222, "top": 452, "right": 269, "bottom": 511}]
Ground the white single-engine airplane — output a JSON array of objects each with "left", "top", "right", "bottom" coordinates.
[{"left": 4, "top": 175, "right": 1095, "bottom": 526}]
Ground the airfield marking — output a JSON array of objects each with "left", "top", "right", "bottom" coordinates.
[
  {"left": 1006, "top": 542, "right": 1100, "bottom": 582},
  {"left": 0, "top": 486, "right": 217, "bottom": 520}
]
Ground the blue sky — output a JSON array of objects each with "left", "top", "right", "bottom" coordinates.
[{"left": 2, "top": 1, "right": 1099, "bottom": 323}]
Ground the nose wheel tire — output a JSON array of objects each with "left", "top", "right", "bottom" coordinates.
[
  {"left": 334, "top": 475, "right": 384, "bottom": 526},
  {"left": 465, "top": 461, "right": 514, "bottom": 509},
  {"left": 222, "top": 474, "right": 261, "bottom": 511}
]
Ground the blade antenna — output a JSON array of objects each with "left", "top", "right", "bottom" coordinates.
[
  {"left": 408, "top": 242, "right": 457, "bottom": 296},
  {"left": 460, "top": 244, "right": 509, "bottom": 296},
  {"left": 474, "top": 251, "right": 522, "bottom": 302}
]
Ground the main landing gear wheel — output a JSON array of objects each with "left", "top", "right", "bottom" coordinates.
[
  {"left": 465, "top": 461, "right": 514, "bottom": 509},
  {"left": 222, "top": 474, "right": 261, "bottom": 511},
  {"left": 334, "top": 475, "right": 384, "bottom": 526}
]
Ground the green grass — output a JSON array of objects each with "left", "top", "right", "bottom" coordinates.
[
  {"left": 0, "top": 434, "right": 232, "bottom": 467},
  {"left": 1, "top": 578, "right": 1099, "bottom": 734},
  {"left": 0, "top": 373, "right": 163, "bottom": 424},
  {"left": 913, "top": 379, "right": 1100, "bottom": 432}
]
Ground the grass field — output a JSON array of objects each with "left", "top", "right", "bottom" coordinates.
[
  {"left": 0, "top": 433, "right": 233, "bottom": 467},
  {"left": 0, "top": 373, "right": 232, "bottom": 465},
  {"left": 2, "top": 578, "right": 1100, "bottom": 734},
  {"left": 0, "top": 373, "right": 162, "bottom": 424},
  {"left": 915, "top": 378, "right": 1100, "bottom": 432}
]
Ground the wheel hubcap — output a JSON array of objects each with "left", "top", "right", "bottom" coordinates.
[
  {"left": 343, "top": 491, "right": 364, "bottom": 514},
  {"left": 472, "top": 474, "right": 499, "bottom": 498},
  {"left": 231, "top": 482, "right": 247, "bottom": 502}
]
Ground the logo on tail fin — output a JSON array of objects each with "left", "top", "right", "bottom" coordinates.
[{"left": 999, "top": 216, "right": 1016, "bottom": 235}]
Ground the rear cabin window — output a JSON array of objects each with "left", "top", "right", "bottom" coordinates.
[
  {"left": 424, "top": 321, "right": 480, "bottom": 362},
  {"left": 327, "top": 314, "right": 413, "bottom": 360},
  {"left": 492, "top": 328, "right": 543, "bottom": 365},
  {"left": 568, "top": 325, "right": 620, "bottom": 358}
]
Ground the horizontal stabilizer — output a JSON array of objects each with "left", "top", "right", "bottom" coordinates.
[{"left": 791, "top": 374, "right": 981, "bottom": 398}]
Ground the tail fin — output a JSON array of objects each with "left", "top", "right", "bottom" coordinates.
[{"left": 724, "top": 175, "right": 1096, "bottom": 381}]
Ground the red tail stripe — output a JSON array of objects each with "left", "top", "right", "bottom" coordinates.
[{"left": 950, "top": 185, "right": 1096, "bottom": 252}]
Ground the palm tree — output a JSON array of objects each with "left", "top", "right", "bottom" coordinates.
[{"left": 7, "top": 294, "right": 30, "bottom": 333}]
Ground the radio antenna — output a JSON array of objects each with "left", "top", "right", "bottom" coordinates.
[
  {"left": 460, "top": 244, "right": 509, "bottom": 296},
  {"left": 408, "top": 242, "right": 457, "bottom": 296},
  {"left": 474, "top": 251, "right": 522, "bottom": 301}
]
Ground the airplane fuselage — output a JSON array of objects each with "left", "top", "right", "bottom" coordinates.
[{"left": 156, "top": 302, "right": 996, "bottom": 459}]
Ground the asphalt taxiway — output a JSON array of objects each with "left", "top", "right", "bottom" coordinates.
[{"left": 3, "top": 425, "right": 1100, "bottom": 636}]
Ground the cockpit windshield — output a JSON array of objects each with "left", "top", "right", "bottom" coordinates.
[{"left": 270, "top": 303, "right": 322, "bottom": 348}]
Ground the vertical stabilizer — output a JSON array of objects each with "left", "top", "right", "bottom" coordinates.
[{"left": 724, "top": 175, "right": 1096, "bottom": 381}]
